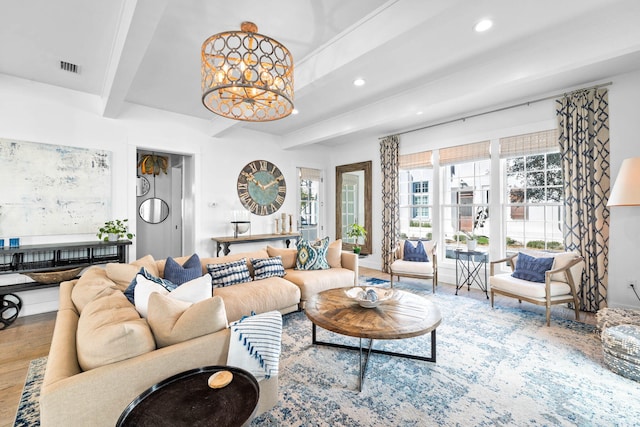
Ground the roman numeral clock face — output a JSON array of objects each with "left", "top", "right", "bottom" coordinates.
[{"left": 237, "top": 160, "right": 287, "bottom": 216}]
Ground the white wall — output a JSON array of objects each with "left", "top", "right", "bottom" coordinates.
[
  {"left": 608, "top": 70, "right": 640, "bottom": 309},
  {"left": 0, "top": 74, "right": 330, "bottom": 315}
]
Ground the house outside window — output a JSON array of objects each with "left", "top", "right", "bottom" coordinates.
[
  {"left": 500, "top": 130, "right": 563, "bottom": 252},
  {"left": 399, "top": 151, "right": 433, "bottom": 240},
  {"left": 439, "top": 141, "right": 491, "bottom": 260}
]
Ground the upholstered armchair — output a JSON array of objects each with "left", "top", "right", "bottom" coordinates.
[
  {"left": 489, "top": 251, "right": 584, "bottom": 326},
  {"left": 389, "top": 240, "right": 438, "bottom": 293}
]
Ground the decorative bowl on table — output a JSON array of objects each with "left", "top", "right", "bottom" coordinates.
[
  {"left": 344, "top": 286, "right": 394, "bottom": 308},
  {"left": 24, "top": 267, "right": 84, "bottom": 284}
]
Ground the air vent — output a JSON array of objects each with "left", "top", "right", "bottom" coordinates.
[{"left": 60, "top": 61, "right": 79, "bottom": 74}]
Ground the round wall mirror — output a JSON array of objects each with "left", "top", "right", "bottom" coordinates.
[
  {"left": 136, "top": 176, "right": 150, "bottom": 197},
  {"left": 139, "top": 198, "right": 170, "bottom": 224}
]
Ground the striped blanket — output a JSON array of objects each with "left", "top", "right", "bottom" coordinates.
[{"left": 228, "top": 311, "right": 282, "bottom": 380}]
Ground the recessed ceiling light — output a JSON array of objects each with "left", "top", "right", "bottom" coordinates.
[
  {"left": 416, "top": 111, "right": 423, "bottom": 116},
  {"left": 292, "top": 108, "right": 299, "bottom": 115},
  {"left": 353, "top": 78, "right": 366, "bottom": 87},
  {"left": 474, "top": 19, "right": 493, "bottom": 33}
]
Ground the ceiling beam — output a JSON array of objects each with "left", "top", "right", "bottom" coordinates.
[{"left": 101, "top": 0, "right": 169, "bottom": 118}]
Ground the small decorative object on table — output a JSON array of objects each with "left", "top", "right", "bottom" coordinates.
[
  {"left": 345, "top": 286, "right": 394, "bottom": 308},
  {"left": 97, "top": 219, "right": 135, "bottom": 242},
  {"left": 231, "top": 209, "right": 251, "bottom": 238},
  {"left": 24, "top": 267, "right": 84, "bottom": 284},
  {"left": 281, "top": 213, "right": 287, "bottom": 234},
  {"left": 463, "top": 231, "right": 477, "bottom": 251}
]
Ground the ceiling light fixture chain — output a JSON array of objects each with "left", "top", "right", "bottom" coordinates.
[{"left": 201, "top": 21, "right": 294, "bottom": 121}]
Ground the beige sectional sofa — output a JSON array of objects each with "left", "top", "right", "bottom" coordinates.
[{"left": 40, "top": 245, "right": 358, "bottom": 426}]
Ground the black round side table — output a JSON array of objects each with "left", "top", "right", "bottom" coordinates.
[{"left": 117, "top": 365, "right": 259, "bottom": 427}]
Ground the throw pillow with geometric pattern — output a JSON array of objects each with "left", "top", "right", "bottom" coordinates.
[
  {"left": 206, "top": 258, "right": 252, "bottom": 287},
  {"left": 251, "top": 256, "right": 286, "bottom": 280},
  {"left": 295, "top": 237, "right": 330, "bottom": 271}
]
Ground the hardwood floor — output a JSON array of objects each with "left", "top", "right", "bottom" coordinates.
[
  {"left": 0, "top": 268, "right": 594, "bottom": 426},
  {"left": 0, "top": 311, "right": 56, "bottom": 427}
]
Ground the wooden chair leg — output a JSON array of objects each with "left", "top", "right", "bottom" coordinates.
[
  {"left": 390, "top": 273, "right": 394, "bottom": 288},
  {"left": 546, "top": 301, "right": 551, "bottom": 326},
  {"left": 490, "top": 290, "right": 495, "bottom": 308}
]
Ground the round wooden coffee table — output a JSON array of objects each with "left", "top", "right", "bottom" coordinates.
[{"left": 305, "top": 287, "right": 441, "bottom": 391}]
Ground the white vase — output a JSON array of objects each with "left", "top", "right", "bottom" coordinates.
[
  {"left": 108, "top": 233, "right": 119, "bottom": 242},
  {"left": 467, "top": 239, "right": 477, "bottom": 251}
]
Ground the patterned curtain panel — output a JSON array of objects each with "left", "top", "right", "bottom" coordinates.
[
  {"left": 556, "top": 88, "right": 610, "bottom": 312},
  {"left": 380, "top": 135, "right": 400, "bottom": 273}
]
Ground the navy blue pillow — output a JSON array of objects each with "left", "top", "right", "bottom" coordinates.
[
  {"left": 403, "top": 240, "right": 429, "bottom": 262},
  {"left": 123, "top": 267, "right": 177, "bottom": 304},
  {"left": 511, "top": 252, "right": 554, "bottom": 283},
  {"left": 164, "top": 254, "right": 201, "bottom": 285}
]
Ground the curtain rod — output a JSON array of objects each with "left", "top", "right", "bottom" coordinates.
[{"left": 379, "top": 81, "right": 612, "bottom": 140}]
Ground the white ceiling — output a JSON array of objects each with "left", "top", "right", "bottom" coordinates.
[{"left": 2, "top": 0, "right": 640, "bottom": 148}]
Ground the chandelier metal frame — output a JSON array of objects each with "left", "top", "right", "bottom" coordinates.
[{"left": 201, "top": 21, "right": 294, "bottom": 122}]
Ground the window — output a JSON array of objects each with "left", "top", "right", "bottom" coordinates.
[
  {"left": 500, "top": 130, "right": 563, "bottom": 252},
  {"left": 440, "top": 141, "right": 491, "bottom": 259},
  {"left": 399, "top": 151, "right": 433, "bottom": 239},
  {"left": 298, "top": 167, "right": 322, "bottom": 241}
]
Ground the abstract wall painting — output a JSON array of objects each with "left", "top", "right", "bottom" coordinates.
[{"left": 0, "top": 139, "right": 112, "bottom": 236}]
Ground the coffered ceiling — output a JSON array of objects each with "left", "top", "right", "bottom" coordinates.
[{"left": 1, "top": 0, "right": 639, "bottom": 148}]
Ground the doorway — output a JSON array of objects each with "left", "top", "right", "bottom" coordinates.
[{"left": 136, "top": 150, "right": 194, "bottom": 260}]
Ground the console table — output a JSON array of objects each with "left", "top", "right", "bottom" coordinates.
[
  {"left": 211, "top": 233, "right": 301, "bottom": 257},
  {"left": 454, "top": 249, "right": 489, "bottom": 299},
  {"left": 0, "top": 240, "right": 131, "bottom": 329}
]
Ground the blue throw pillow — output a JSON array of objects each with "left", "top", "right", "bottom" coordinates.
[
  {"left": 295, "top": 237, "right": 330, "bottom": 271},
  {"left": 206, "top": 258, "right": 252, "bottom": 287},
  {"left": 511, "top": 252, "right": 554, "bottom": 283},
  {"left": 123, "top": 267, "right": 177, "bottom": 304},
  {"left": 403, "top": 240, "right": 429, "bottom": 262},
  {"left": 251, "top": 256, "right": 286, "bottom": 280},
  {"left": 164, "top": 254, "right": 201, "bottom": 285}
]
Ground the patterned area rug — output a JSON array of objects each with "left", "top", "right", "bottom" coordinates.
[
  {"left": 15, "top": 277, "right": 640, "bottom": 426},
  {"left": 14, "top": 356, "right": 46, "bottom": 427}
]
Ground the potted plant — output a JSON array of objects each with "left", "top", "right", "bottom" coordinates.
[
  {"left": 97, "top": 219, "right": 134, "bottom": 242},
  {"left": 464, "top": 231, "right": 477, "bottom": 251},
  {"left": 346, "top": 223, "right": 367, "bottom": 254}
]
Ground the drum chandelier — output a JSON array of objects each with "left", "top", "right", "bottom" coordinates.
[{"left": 201, "top": 21, "right": 294, "bottom": 122}]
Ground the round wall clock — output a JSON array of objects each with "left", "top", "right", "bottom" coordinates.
[{"left": 237, "top": 160, "right": 287, "bottom": 216}]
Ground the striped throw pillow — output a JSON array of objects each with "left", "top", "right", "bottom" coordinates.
[
  {"left": 251, "top": 256, "right": 286, "bottom": 280},
  {"left": 206, "top": 258, "right": 252, "bottom": 287}
]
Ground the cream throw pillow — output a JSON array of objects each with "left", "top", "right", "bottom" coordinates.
[
  {"left": 266, "top": 246, "right": 297, "bottom": 269},
  {"left": 134, "top": 274, "right": 212, "bottom": 318},
  {"left": 71, "top": 266, "right": 121, "bottom": 313},
  {"left": 105, "top": 254, "right": 159, "bottom": 290},
  {"left": 327, "top": 239, "right": 342, "bottom": 268},
  {"left": 147, "top": 293, "right": 228, "bottom": 348},
  {"left": 76, "top": 288, "right": 155, "bottom": 371}
]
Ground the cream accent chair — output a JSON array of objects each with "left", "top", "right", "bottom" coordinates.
[
  {"left": 489, "top": 250, "right": 584, "bottom": 326},
  {"left": 389, "top": 240, "right": 438, "bottom": 293}
]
